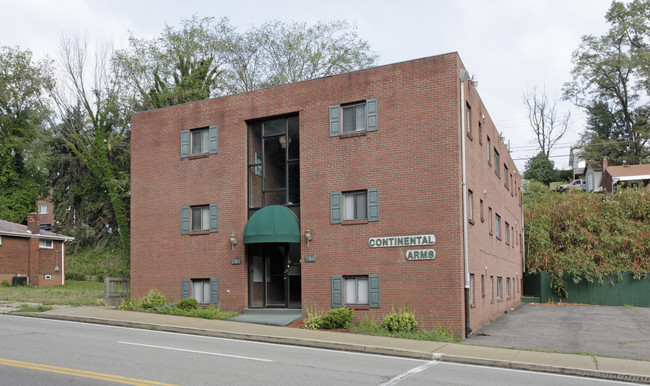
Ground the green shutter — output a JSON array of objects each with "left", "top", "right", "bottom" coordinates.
[
  {"left": 210, "top": 278, "right": 219, "bottom": 306},
  {"left": 181, "top": 130, "right": 190, "bottom": 158},
  {"left": 367, "top": 188, "right": 379, "bottom": 222},
  {"left": 181, "top": 279, "right": 191, "bottom": 299},
  {"left": 209, "top": 204, "right": 219, "bottom": 233},
  {"left": 181, "top": 206, "right": 190, "bottom": 234},
  {"left": 369, "top": 274, "right": 380, "bottom": 308},
  {"left": 329, "top": 105, "right": 340, "bottom": 137},
  {"left": 332, "top": 275, "right": 343, "bottom": 308},
  {"left": 366, "top": 99, "right": 377, "bottom": 131},
  {"left": 330, "top": 192, "right": 342, "bottom": 224},
  {"left": 209, "top": 125, "right": 218, "bottom": 154}
]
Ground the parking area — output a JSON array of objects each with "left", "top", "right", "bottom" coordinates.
[{"left": 466, "top": 304, "right": 650, "bottom": 361}]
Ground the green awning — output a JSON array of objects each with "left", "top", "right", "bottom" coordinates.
[{"left": 243, "top": 205, "right": 301, "bottom": 244}]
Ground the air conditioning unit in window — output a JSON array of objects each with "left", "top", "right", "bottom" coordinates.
[{"left": 43, "top": 274, "right": 53, "bottom": 280}]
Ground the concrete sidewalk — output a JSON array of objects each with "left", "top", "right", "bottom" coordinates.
[{"left": 13, "top": 306, "right": 650, "bottom": 384}]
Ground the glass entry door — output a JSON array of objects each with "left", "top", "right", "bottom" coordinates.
[{"left": 249, "top": 243, "right": 301, "bottom": 308}]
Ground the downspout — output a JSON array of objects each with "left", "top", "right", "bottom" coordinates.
[
  {"left": 459, "top": 68, "right": 471, "bottom": 338},
  {"left": 61, "top": 241, "right": 66, "bottom": 286}
]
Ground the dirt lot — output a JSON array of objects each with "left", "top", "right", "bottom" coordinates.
[{"left": 466, "top": 303, "right": 650, "bottom": 361}]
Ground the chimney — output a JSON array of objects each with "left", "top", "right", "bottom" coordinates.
[
  {"left": 603, "top": 157, "right": 608, "bottom": 171},
  {"left": 27, "top": 213, "right": 40, "bottom": 234}
]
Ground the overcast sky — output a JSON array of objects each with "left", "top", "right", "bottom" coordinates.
[{"left": 1, "top": 0, "right": 614, "bottom": 171}]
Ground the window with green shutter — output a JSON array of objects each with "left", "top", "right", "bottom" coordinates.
[
  {"left": 182, "top": 204, "right": 219, "bottom": 234},
  {"left": 329, "top": 99, "right": 377, "bottom": 137},
  {"left": 331, "top": 275, "right": 343, "bottom": 308},
  {"left": 181, "top": 126, "right": 218, "bottom": 158},
  {"left": 331, "top": 189, "right": 379, "bottom": 223}
]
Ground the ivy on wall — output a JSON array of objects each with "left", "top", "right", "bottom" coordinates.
[{"left": 524, "top": 182, "right": 650, "bottom": 296}]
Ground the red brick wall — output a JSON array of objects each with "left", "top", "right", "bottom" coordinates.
[
  {"left": 131, "top": 53, "right": 523, "bottom": 334},
  {"left": 0, "top": 236, "right": 64, "bottom": 286}
]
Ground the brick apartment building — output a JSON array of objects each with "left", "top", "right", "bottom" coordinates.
[
  {"left": 130, "top": 52, "right": 524, "bottom": 337},
  {"left": 0, "top": 214, "right": 73, "bottom": 286}
]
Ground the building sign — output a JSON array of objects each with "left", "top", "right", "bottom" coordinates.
[
  {"left": 406, "top": 249, "right": 436, "bottom": 261},
  {"left": 304, "top": 255, "right": 317, "bottom": 263},
  {"left": 368, "top": 234, "right": 436, "bottom": 248}
]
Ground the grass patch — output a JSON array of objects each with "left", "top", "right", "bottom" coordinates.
[
  {"left": 0, "top": 280, "right": 103, "bottom": 306},
  {"left": 118, "top": 290, "right": 238, "bottom": 320},
  {"left": 624, "top": 305, "right": 639, "bottom": 313},
  {"left": 348, "top": 317, "right": 460, "bottom": 343},
  {"left": 65, "top": 243, "right": 129, "bottom": 281},
  {"left": 619, "top": 339, "right": 649, "bottom": 345},
  {"left": 15, "top": 304, "right": 54, "bottom": 312}
]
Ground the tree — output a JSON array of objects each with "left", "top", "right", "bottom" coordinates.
[
  {"left": 0, "top": 46, "right": 54, "bottom": 223},
  {"left": 524, "top": 152, "right": 556, "bottom": 186},
  {"left": 52, "top": 36, "right": 131, "bottom": 257},
  {"left": 563, "top": 0, "right": 650, "bottom": 165},
  {"left": 523, "top": 86, "right": 570, "bottom": 158}
]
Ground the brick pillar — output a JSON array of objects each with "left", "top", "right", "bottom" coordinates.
[{"left": 27, "top": 213, "right": 40, "bottom": 234}]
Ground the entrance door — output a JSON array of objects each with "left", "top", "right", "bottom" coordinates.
[{"left": 248, "top": 243, "right": 301, "bottom": 308}]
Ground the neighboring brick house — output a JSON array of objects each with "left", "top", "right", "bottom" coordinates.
[
  {"left": 0, "top": 214, "right": 73, "bottom": 286},
  {"left": 130, "top": 53, "right": 524, "bottom": 337},
  {"left": 36, "top": 198, "right": 54, "bottom": 231},
  {"left": 602, "top": 158, "right": 650, "bottom": 193}
]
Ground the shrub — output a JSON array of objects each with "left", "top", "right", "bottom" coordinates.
[
  {"left": 302, "top": 307, "right": 324, "bottom": 329},
  {"left": 140, "top": 289, "right": 167, "bottom": 310},
  {"left": 1, "top": 280, "right": 10, "bottom": 287},
  {"left": 320, "top": 307, "right": 353, "bottom": 330},
  {"left": 176, "top": 297, "right": 199, "bottom": 311},
  {"left": 380, "top": 307, "right": 418, "bottom": 333},
  {"left": 117, "top": 298, "right": 141, "bottom": 310}
]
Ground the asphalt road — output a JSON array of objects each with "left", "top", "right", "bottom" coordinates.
[
  {"left": 466, "top": 304, "right": 650, "bottom": 361},
  {"left": 0, "top": 315, "right": 634, "bottom": 385}
]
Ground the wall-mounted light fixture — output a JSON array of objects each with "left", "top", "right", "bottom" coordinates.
[
  {"left": 484, "top": 189, "right": 488, "bottom": 199},
  {"left": 230, "top": 232, "right": 238, "bottom": 250},
  {"left": 305, "top": 227, "right": 313, "bottom": 247}
]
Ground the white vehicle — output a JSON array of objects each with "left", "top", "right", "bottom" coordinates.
[{"left": 558, "top": 179, "right": 586, "bottom": 191}]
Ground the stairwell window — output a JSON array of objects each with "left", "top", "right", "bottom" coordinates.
[{"left": 497, "top": 276, "right": 502, "bottom": 300}]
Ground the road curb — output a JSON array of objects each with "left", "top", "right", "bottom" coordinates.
[{"left": 12, "top": 312, "right": 650, "bottom": 384}]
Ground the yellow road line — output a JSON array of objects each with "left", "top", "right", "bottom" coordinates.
[{"left": 0, "top": 358, "right": 177, "bottom": 386}]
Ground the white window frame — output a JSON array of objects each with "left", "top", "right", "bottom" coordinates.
[
  {"left": 191, "top": 128, "right": 209, "bottom": 155},
  {"left": 495, "top": 214, "right": 501, "bottom": 239},
  {"left": 191, "top": 205, "right": 210, "bottom": 231},
  {"left": 38, "top": 204, "right": 49, "bottom": 215},
  {"left": 341, "top": 102, "right": 367, "bottom": 133},
  {"left": 342, "top": 191, "right": 367, "bottom": 221},
  {"left": 469, "top": 274, "right": 475, "bottom": 305},
  {"left": 39, "top": 239, "right": 53, "bottom": 249},
  {"left": 192, "top": 279, "right": 211, "bottom": 304},
  {"left": 497, "top": 276, "right": 502, "bottom": 299},
  {"left": 344, "top": 276, "right": 369, "bottom": 306}
]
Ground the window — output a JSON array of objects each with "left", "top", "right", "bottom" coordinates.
[
  {"left": 181, "top": 126, "right": 218, "bottom": 158},
  {"left": 505, "top": 221, "right": 510, "bottom": 243},
  {"left": 329, "top": 99, "right": 377, "bottom": 136},
  {"left": 465, "top": 103, "right": 471, "bottom": 136},
  {"left": 181, "top": 204, "right": 218, "bottom": 234},
  {"left": 331, "top": 189, "right": 379, "bottom": 224},
  {"left": 495, "top": 214, "right": 501, "bottom": 239},
  {"left": 469, "top": 274, "right": 475, "bottom": 306},
  {"left": 507, "top": 277, "right": 511, "bottom": 299},
  {"left": 192, "top": 206, "right": 210, "bottom": 231},
  {"left": 38, "top": 204, "right": 48, "bottom": 215},
  {"left": 345, "top": 277, "right": 369, "bottom": 305},
  {"left": 182, "top": 278, "right": 218, "bottom": 305},
  {"left": 494, "top": 149, "right": 500, "bottom": 176},
  {"left": 504, "top": 165, "right": 509, "bottom": 188},
  {"left": 344, "top": 191, "right": 367, "bottom": 221},
  {"left": 478, "top": 122, "right": 483, "bottom": 144},
  {"left": 467, "top": 190, "right": 473, "bottom": 222},
  {"left": 487, "top": 136, "right": 491, "bottom": 164},
  {"left": 488, "top": 207, "right": 493, "bottom": 234},
  {"left": 39, "top": 239, "right": 53, "bottom": 249},
  {"left": 480, "top": 199, "right": 484, "bottom": 222},
  {"left": 490, "top": 276, "right": 494, "bottom": 301},
  {"left": 481, "top": 275, "right": 485, "bottom": 298},
  {"left": 332, "top": 275, "right": 380, "bottom": 308},
  {"left": 497, "top": 276, "right": 502, "bottom": 299},
  {"left": 0, "top": 236, "right": 2, "bottom": 246}
]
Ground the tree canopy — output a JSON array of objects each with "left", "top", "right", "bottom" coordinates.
[{"left": 564, "top": 0, "right": 650, "bottom": 165}]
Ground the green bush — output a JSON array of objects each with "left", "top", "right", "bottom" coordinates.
[
  {"left": 140, "top": 289, "right": 167, "bottom": 310},
  {"left": 1, "top": 280, "right": 10, "bottom": 287},
  {"left": 320, "top": 307, "right": 353, "bottom": 330},
  {"left": 117, "top": 298, "right": 141, "bottom": 310},
  {"left": 176, "top": 297, "right": 199, "bottom": 311},
  {"left": 380, "top": 307, "right": 418, "bottom": 333},
  {"left": 302, "top": 307, "right": 324, "bottom": 329}
]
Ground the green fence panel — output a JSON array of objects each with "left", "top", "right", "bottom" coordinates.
[{"left": 525, "top": 272, "right": 650, "bottom": 307}]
